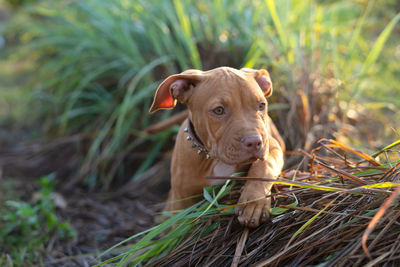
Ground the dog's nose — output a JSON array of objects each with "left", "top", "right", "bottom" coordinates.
[{"left": 241, "top": 135, "right": 263, "bottom": 153}]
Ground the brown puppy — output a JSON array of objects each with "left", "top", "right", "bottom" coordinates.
[{"left": 150, "top": 67, "right": 284, "bottom": 228}]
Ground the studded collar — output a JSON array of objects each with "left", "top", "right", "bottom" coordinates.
[{"left": 184, "top": 118, "right": 211, "bottom": 159}]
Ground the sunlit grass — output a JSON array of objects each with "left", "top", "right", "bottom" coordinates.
[{"left": 3, "top": 0, "right": 399, "bottom": 187}]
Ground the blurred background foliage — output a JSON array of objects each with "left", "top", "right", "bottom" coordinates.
[
  {"left": 0, "top": 0, "right": 399, "bottom": 264},
  {"left": 1, "top": 0, "right": 399, "bottom": 189}
]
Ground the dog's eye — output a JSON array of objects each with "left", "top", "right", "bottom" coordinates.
[
  {"left": 212, "top": 106, "right": 225, "bottom": 115},
  {"left": 259, "top": 102, "right": 266, "bottom": 111}
]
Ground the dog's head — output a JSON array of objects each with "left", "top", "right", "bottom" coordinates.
[{"left": 150, "top": 67, "right": 273, "bottom": 165}]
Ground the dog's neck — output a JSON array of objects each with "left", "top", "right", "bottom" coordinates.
[
  {"left": 184, "top": 118, "right": 210, "bottom": 159},
  {"left": 184, "top": 118, "right": 252, "bottom": 171}
]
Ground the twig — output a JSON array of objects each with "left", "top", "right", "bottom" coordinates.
[{"left": 231, "top": 228, "right": 249, "bottom": 267}]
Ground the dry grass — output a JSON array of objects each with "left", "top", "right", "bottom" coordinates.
[{"left": 139, "top": 139, "right": 400, "bottom": 266}]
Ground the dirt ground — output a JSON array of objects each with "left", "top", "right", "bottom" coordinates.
[{"left": 0, "top": 129, "right": 171, "bottom": 266}]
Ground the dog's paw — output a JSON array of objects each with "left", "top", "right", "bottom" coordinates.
[{"left": 234, "top": 181, "right": 271, "bottom": 228}]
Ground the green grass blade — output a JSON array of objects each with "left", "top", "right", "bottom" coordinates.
[
  {"left": 264, "top": 0, "right": 287, "bottom": 49},
  {"left": 173, "top": 0, "right": 202, "bottom": 69},
  {"left": 199, "top": 180, "right": 232, "bottom": 217},
  {"left": 358, "top": 182, "right": 400, "bottom": 189},
  {"left": 351, "top": 12, "right": 400, "bottom": 100},
  {"left": 359, "top": 12, "right": 400, "bottom": 77},
  {"left": 371, "top": 140, "right": 400, "bottom": 158},
  {"left": 287, "top": 199, "right": 334, "bottom": 246}
]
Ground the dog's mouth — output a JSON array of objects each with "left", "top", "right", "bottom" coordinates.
[
  {"left": 248, "top": 156, "right": 260, "bottom": 162},
  {"left": 240, "top": 154, "right": 265, "bottom": 164},
  {"left": 215, "top": 149, "right": 266, "bottom": 166}
]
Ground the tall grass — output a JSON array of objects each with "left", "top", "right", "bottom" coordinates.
[{"left": 4, "top": 0, "right": 399, "bottom": 187}]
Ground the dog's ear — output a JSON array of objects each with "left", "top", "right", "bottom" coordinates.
[
  {"left": 149, "top": 70, "right": 203, "bottom": 113},
  {"left": 240, "top": 68, "right": 273, "bottom": 98}
]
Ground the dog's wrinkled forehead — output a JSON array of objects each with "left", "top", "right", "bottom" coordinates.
[
  {"left": 202, "top": 67, "right": 248, "bottom": 85},
  {"left": 190, "top": 67, "right": 262, "bottom": 101},
  {"left": 208, "top": 67, "right": 246, "bottom": 79}
]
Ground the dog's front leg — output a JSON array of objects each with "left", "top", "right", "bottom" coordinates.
[{"left": 235, "top": 138, "right": 284, "bottom": 228}]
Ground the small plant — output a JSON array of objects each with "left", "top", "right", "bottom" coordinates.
[{"left": 0, "top": 175, "right": 76, "bottom": 266}]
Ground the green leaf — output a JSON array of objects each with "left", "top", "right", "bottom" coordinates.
[
  {"left": 271, "top": 199, "right": 299, "bottom": 216},
  {"left": 203, "top": 188, "right": 214, "bottom": 203}
]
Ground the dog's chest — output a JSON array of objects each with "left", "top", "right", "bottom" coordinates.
[{"left": 209, "top": 161, "right": 236, "bottom": 186}]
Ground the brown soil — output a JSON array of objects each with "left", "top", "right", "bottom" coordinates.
[{"left": 0, "top": 131, "right": 171, "bottom": 266}]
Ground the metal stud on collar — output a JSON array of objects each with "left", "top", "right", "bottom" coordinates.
[{"left": 184, "top": 128, "right": 210, "bottom": 159}]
